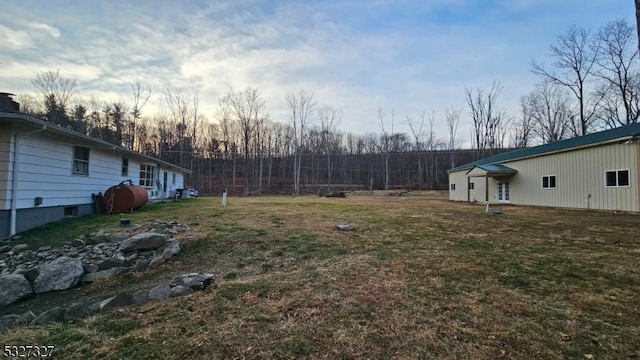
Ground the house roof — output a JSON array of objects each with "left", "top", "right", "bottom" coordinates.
[
  {"left": 466, "top": 164, "right": 517, "bottom": 176},
  {"left": 0, "top": 111, "right": 192, "bottom": 174},
  {"left": 449, "top": 122, "right": 640, "bottom": 173}
]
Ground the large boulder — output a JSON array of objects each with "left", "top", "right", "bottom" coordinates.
[
  {"left": 82, "top": 267, "right": 129, "bottom": 283},
  {"left": 99, "top": 293, "right": 132, "bottom": 311},
  {"left": 131, "top": 289, "right": 149, "bottom": 305},
  {"left": 170, "top": 273, "right": 215, "bottom": 291},
  {"left": 33, "top": 257, "right": 84, "bottom": 293},
  {"left": 0, "top": 274, "right": 33, "bottom": 306},
  {"left": 31, "top": 307, "right": 65, "bottom": 325},
  {"left": 119, "top": 233, "right": 168, "bottom": 252},
  {"left": 64, "top": 300, "right": 100, "bottom": 321},
  {"left": 96, "top": 258, "right": 128, "bottom": 271},
  {"left": 148, "top": 282, "right": 171, "bottom": 300}
]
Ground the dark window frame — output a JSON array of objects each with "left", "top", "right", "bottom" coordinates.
[
  {"left": 542, "top": 175, "right": 557, "bottom": 189},
  {"left": 72, "top": 146, "right": 89, "bottom": 175},
  {"left": 605, "top": 169, "right": 630, "bottom": 187},
  {"left": 122, "top": 157, "right": 129, "bottom": 177}
]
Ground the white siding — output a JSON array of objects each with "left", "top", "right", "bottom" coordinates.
[
  {"left": 11, "top": 132, "right": 143, "bottom": 209},
  {"left": 0, "top": 125, "right": 12, "bottom": 210}
]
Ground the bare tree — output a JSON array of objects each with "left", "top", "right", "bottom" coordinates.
[
  {"left": 636, "top": 0, "right": 640, "bottom": 53},
  {"left": 465, "top": 81, "right": 509, "bottom": 158},
  {"left": 594, "top": 19, "right": 640, "bottom": 127},
  {"left": 511, "top": 97, "right": 534, "bottom": 148},
  {"left": 523, "top": 81, "right": 573, "bottom": 144},
  {"left": 130, "top": 81, "right": 151, "bottom": 150},
  {"left": 15, "top": 94, "right": 41, "bottom": 115},
  {"left": 163, "top": 85, "right": 195, "bottom": 168},
  {"left": 31, "top": 70, "right": 77, "bottom": 109},
  {"left": 378, "top": 108, "right": 395, "bottom": 190},
  {"left": 318, "top": 105, "right": 343, "bottom": 190},
  {"left": 444, "top": 107, "right": 460, "bottom": 167},
  {"left": 286, "top": 89, "right": 316, "bottom": 195},
  {"left": 532, "top": 26, "right": 601, "bottom": 136},
  {"left": 227, "top": 87, "right": 266, "bottom": 195}
]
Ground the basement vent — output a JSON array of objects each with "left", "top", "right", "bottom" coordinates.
[{"left": 64, "top": 206, "right": 78, "bottom": 217}]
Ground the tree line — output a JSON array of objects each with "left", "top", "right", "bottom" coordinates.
[{"left": 13, "top": 18, "right": 639, "bottom": 195}]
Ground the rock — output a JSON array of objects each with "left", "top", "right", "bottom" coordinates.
[
  {"left": 0, "top": 274, "right": 33, "bottom": 306},
  {"left": 162, "top": 248, "right": 175, "bottom": 261},
  {"left": 31, "top": 307, "right": 65, "bottom": 325},
  {"left": 0, "top": 314, "right": 19, "bottom": 333},
  {"left": 148, "top": 282, "right": 171, "bottom": 300},
  {"left": 131, "top": 289, "right": 149, "bottom": 305},
  {"left": 20, "top": 267, "right": 40, "bottom": 282},
  {"left": 149, "top": 254, "right": 166, "bottom": 268},
  {"left": 119, "top": 233, "right": 168, "bottom": 252},
  {"left": 11, "top": 244, "right": 29, "bottom": 254},
  {"left": 335, "top": 224, "right": 354, "bottom": 231},
  {"left": 93, "top": 230, "right": 109, "bottom": 244},
  {"left": 165, "top": 240, "right": 181, "bottom": 256},
  {"left": 96, "top": 257, "right": 128, "bottom": 271},
  {"left": 37, "top": 245, "right": 51, "bottom": 252},
  {"left": 170, "top": 273, "right": 215, "bottom": 291},
  {"left": 83, "top": 263, "right": 99, "bottom": 273},
  {"left": 0, "top": 245, "right": 11, "bottom": 253},
  {"left": 170, "top": 285, "right": 194, "bottom": 297},
  {"left": 82, "top": 267, "right": 129, "bottom": 282},
  {"left": 99, "top": 293, "right": 132, "bottom": 311},
  {"left": 131, "top": 259, "right": 148, "bottom": 272},
  {"left": 71, "top": 239, "right": 86, "bottom": 247},
  {"left": 64, "top": 300, "right": 100, "bottom": 321},
  {"left": 125, "top": 252, "right": 138, "bottom": 264},
  {"left": 16, "top": 311, "right": 36, "bottom": 325},
  {"left": 33, "top": 256, "right": 84, "bottom": 293},
  {"left": 109, "top": 233, "right": 130, "bottom": 243}
]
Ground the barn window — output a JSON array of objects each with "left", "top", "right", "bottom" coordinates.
[
  {"left": 605, "top": 169, "right": 630, "bottom": 187},
  {"left": 72, "top": 146, "right": 89, "bottom": 175},
  {"left": 542, "top": 175, "right": 556, "bottom": 189},
  {"left": 122, "top": 157, "right": 129, "bottom": 176},
  {"left": 450, "top": 183, "right": 456, "bottom": 191},
  {"left": 139, "top": 164, "right": 156, "bottom": 188},
  {"left": 172, "top": 173, "right": 176, "bottom": 185},
  {"left": 469, "top": 182, "right": 475, "bottom": 190}
]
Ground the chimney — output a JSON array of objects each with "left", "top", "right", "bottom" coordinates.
[{"left": 0, "top": 93, "right": 20, "bottom": 112}]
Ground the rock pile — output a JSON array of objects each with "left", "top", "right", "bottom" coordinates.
[
  {"left": 0, "top": 220, "right": 190, "bottom": 307},
  {"left": 0, "top": 272, "right": 215, "bottom": 333}
]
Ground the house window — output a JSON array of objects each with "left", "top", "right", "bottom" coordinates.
[
  {"left": 122, "top": 158, "right": 129, "bottom": 176},
  {"left": 450, "top": 183, "right": 456, "bottom": 191},
  {"left": 605, "top": 169, "right": 630, "bottom": 187},
  {"left": 469, "top": 182, "right": 475, "bottom": 190},
  {"left": 139, "top": 164, "right": 156, "bottom": 188},
  {"left": 172, "top": 173, "right": 176, "bottom": 185},
  {"left": 72, "top": 146, "right": 89, "bottom": 175},
  {"left": 542, "top": 175, "right": 556, "bottom": 189}
]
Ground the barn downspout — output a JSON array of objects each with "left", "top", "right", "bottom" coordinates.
[{"left": 9, "top": 125, "right": 47, "bottom": 236}]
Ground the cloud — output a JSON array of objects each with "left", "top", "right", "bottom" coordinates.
[{"left": 0, "top": 0, "right": 635, "bottom": 146}]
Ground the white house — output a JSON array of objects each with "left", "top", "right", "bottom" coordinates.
[
  {"left": 0, "top": 101, "right": 191, "bottom": 238},
  {"left": 448, "top": 123, "right": 640, "bottom": 212}
]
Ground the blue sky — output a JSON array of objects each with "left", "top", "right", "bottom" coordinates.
[{"left": 0, "top": 0, "right": 635, "bottom": 145}]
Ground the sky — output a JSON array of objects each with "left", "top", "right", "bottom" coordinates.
[{"left": 0, "top": 0, "right": 635, "bottom": 146}]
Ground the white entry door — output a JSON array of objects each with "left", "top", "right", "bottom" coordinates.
[{"left": 497, "top": 182, "right": 510, "bottom": 202}]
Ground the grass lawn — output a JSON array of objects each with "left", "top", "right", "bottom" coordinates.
[{"left": 2, "top": 191, "right": 639, "bottom": 359}]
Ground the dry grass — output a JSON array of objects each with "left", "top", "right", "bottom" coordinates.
[{"left": 2, "top": 192, "right": 640, "bottom": 359}]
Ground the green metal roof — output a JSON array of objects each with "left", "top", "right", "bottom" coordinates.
[
  {"left": 467, "top": 164, "right": 517, "bottom": 174},
  {"left": 450, "top": 123, "right": 640, "bottom": 172}
]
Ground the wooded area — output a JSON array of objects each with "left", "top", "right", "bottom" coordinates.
[{"left": 12, "top": 18, "right": 640, "bottom": 195}]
